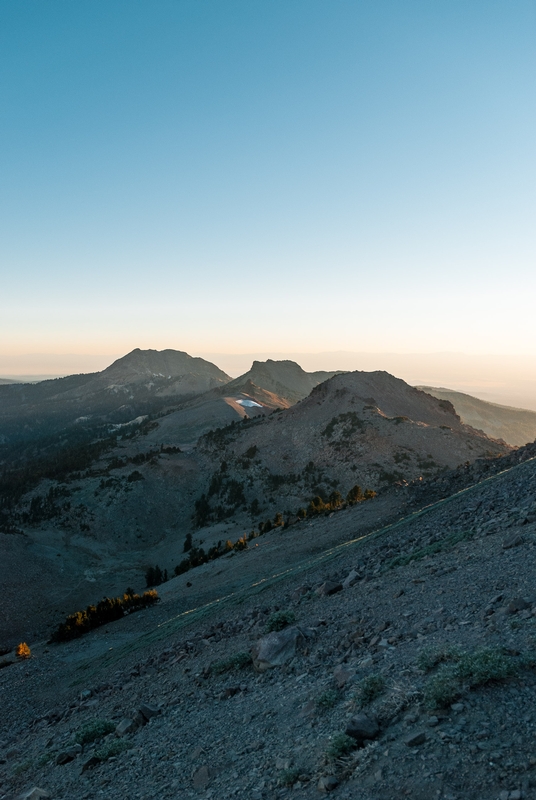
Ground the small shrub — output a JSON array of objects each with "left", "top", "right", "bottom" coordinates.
[
  {"left": 127, "top": 470, "right": 144, "bottom": 482},
  {"left": 325, "top": 733, "right": 355, "bottom": 761},
  {"left": 423, "top": 647, "right": 519, "bottom": 709},
  {"left": 37, "top": 751, "right": 54, "bottom": 767},
  {"left": 16, "top": 642, "right": 31, "bottom": 659},
  {"left": 12, "top": 758, "right": 33, "bottom": 775},
  {"left": 75, "top": 719, "right": 115, "bottom": 745},
  {"left": 424, "top": 667, "right": 461, "bottom": 709},
  {"left": 210, "top": 651, "right": 252, "bottom": 675},
  {"left": 279, "top": 767, "right": 301, "bottom": 786},
  {"left": 417, "top": 645, "right": 461, "bottom": 673},
  {"left": 94, "top": 739, "right": 132, "bottom": 762},
  {"left": 456, "top": 648, "right": 516, "bottom": 687},
  {"left": 355, "top": 674, "right": 385, "bottom": 707},
  {"left": 316, "top": 688, "right": 340, "bottom": 711},
  {"left": 265, "top": 610, "right": 296, "bottom": 633}
]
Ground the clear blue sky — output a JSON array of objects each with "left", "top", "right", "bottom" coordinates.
[{"left": 1, "top": 1, "right": 535, "bottom": 359}]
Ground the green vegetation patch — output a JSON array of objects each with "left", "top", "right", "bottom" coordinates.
[
  {"left": 12, "top": 758, "right": 33, "bottom": 776},
  {"left": 325, "top": 733, "right": 356, "bottom": 761},
  {"left": 354, "top": 674, "right": 385, "bottom": 707},
  {"left": 265, "top": 610, "right": 296, "bottom": 633},
  {"left": 316, "top": 688, "right": 340, "bottom": 711},
  {"left": 322, "top": 412, "right": 366, "bottom": 439},
  {"left": 423, "top": 647, "right": 521, "bottom": 709},
  {"left": 94, "top": 739, "right": 132, "bottom": 762},
  {"left": 418, "top": 645, "right": 462, "bottom": 673},
  {"left": 278, "top": 767, "right": 301, "bottom": 786},
  {"left": 75, "top": 719, "right": 115, "bottom": 746},
  {"left": 210, "top": 651, "right": 252, "bottom": 675}
]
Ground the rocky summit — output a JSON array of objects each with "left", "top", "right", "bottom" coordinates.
[{"left": 1, "top": 352, "right": 536, "bottom": 800}]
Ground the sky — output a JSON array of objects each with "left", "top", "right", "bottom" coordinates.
[{"left": 1, "top": 2, "right": 535, "bottom": 378}]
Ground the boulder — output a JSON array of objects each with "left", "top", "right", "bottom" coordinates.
[
  {"left": 345, "top": 713, "right": 379, "bottom": 742},
  {"left": 503, "top": 533, "right": 524, "bottom": 549},
  {"left": 192, "top": 764, "right": 218, "bottom": 789},
  {"left": 333, "top": 665, "right": 354, "bottom": 689},
  {"left": 115, "top": 717, "right": 138, "bottom": 736},
  {"left": 315, "top": 581, "right": 343, "bottom": 597},
  {"left": 139, "top": 702, "right": 159, "bottom": 722},
  {"left": 507, "top": 597, "right": 530, "bottom": 614},
  {"left": 318, "top": 775, "right": 339, "bottom": 792},
  {"left": 81, "top": 755, "right": 101, "bottom": 772},
  {"left": 342, "top": 569, "right": 359, "bottom": 589},
  {"left": 251, "top": 626, "right": 305, "bottom": 671},
  {"left": 55, "top": 744, "right": 82, "bottom": 765},
  {"left": 405, "top": 731, "right": 426, "bottom": 746}
]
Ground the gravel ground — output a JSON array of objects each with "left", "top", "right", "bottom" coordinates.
[{"left": 2, "top": 452, "right": 536, "bottom": 800}]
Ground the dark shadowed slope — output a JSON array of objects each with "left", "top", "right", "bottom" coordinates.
[
  {"left": 420, "top": 385, "right": 536, "bottom": 446},
  {"left": 0, "top": 349, "right": 231, "bottom": 448}
]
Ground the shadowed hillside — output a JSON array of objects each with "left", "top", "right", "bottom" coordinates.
[{"left": 420, "top": 385, "right": 536, "bottom": 446}]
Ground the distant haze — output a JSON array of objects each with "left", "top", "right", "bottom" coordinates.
[{"left": 1, "top": 350, "right": 534, "bottom": 412}]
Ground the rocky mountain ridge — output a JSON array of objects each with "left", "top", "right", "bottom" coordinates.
[
  {"left": 0, "top": 369, "right": 511, "bottom": 651},
  {"left": 419, "top": 386, "right": 536, "bottom": 447}
]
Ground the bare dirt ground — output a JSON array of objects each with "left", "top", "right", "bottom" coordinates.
[{"left": 2, "top": 453, "right": 536, "bottom": 800}]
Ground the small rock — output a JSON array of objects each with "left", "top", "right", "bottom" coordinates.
[
  {"left": 81, "top": 755, "right": 101, "bottom": 772},
  {"left": 192, "top": 764, "right": 217, "bottom": 789},
  {"left": 451, "top": 702, "right": 464, "bottom": 712},
  {"left": 115, "top": 717, "right": 138, "bottom": 736},
  {"left": 275, "top": 756, "right": 291, "bottom": 770},
  {"left": 251, "top": 626, "right": 305, "bottom": 671},
  {"left": 300, "top": 699, "right": 316, "bottom": 718},
  {"left": 405, "top": 731, "right": 426, "bottom": 747},
  {"left": 139, "top": 702, "right": 159, "bottom": 721},
  {"left": 333, "top": 665, "right": 354, "bottom": 689},
  {"left": 346, "top": 713, "right": 379, "bottom": 742},
  {"left": 318, "top": 775, "right": 339, "bottom": 792},
  {"left": 292, "top": 585, "right": 311, "bottom": 601},
  {"left": 507, "top": 598, "right": 530, "bottom": 614},
  {"left": 55, "top": 744, "right": 82, "bottom": 765},
  {"left": 342, "top": 570, "right": 359, "bottom": 588},
  {"left": 503, "top": 534, "right": 524, "bottom": 549},
  {"left": 18, "top": 790, "right": 50, "bottom": 800},
  {"left": 316, "top": 581, "right": 343, "bottom": 597}
]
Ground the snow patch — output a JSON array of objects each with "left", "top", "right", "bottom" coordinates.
[{"left": 237, "top": 398, "right": 263, "bottom": 408}]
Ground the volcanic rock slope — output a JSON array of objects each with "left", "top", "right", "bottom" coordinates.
[
  {"left": 2, "top": 445, "right": 536, "bottom": 800},
  {"left": 193, "top": 371, "right": 510, "bottom": 525},
  {"left": 223, "top": 359, "right": 340, "bottom": 405},
  {"left": 420, "top": 386, "right": 536, "bottom": 447},
  {"left": 0, "top": 349, "right": 231, "bottom": 449},
  {"left": 0, "top": 370, "right": 512, "bottom": 649},
  {"left": 138, "top": 358, "right": 341, "bottom": 448}
]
